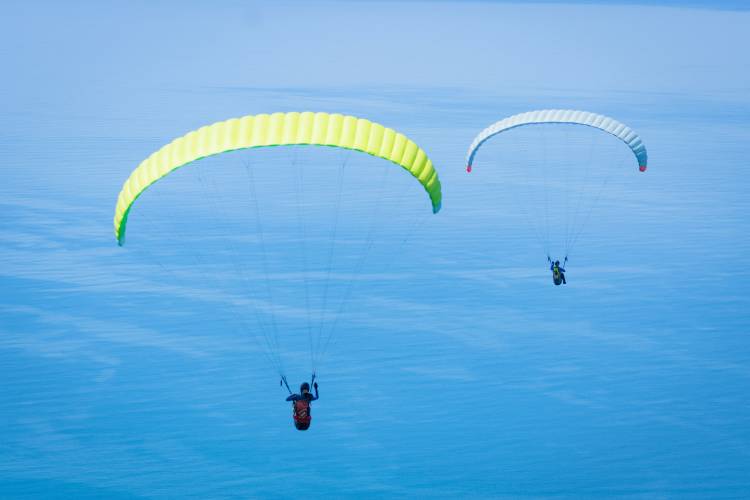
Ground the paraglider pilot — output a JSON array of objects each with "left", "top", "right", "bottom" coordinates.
[
  {"left": 284, "top": 380, "right": 319, "bottom": 431},
  {"left": 550, "top": 259, "right": 566, "bottom": 285}
]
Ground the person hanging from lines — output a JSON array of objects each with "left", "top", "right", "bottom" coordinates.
[
  {"left": 464, "top": 110, "right": 649, "bottom": 282},
  {"left": 549, "top": 257, "right": 567, "bottom": 286},
  {"left": 112, "top": 113, "right": 442, "bottom": 434},
  {"left": 282, "top": 376, "right": 319, "bottom": 431}
]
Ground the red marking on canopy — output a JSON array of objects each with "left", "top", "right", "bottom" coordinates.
[
  {"left": 466, "top": 165, "right": 472, "bottom": 173},
  {"left": 639, "top": 165, "right": 647, "bottom": 172}
]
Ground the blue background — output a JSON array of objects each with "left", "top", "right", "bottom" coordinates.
[{"left": 1, "top": 1, "right": 749, "bottom": 498}]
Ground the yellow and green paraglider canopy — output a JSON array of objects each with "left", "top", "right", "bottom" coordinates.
[{"left": 114, "top": 111, "right": 442, "bottom": 245}]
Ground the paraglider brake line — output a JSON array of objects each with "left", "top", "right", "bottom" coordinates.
[
  {"left": 280, "top": 375, "right": 292, "bottom": 394},
  {"left": 280, "top": 374, "right": 316, "bottom": 394}
]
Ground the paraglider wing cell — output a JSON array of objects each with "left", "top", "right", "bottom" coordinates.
[
  {"left": 114, "top": 112, "right": 443, "bottom": 245},
  {"left": 465, "top": 109, "right": 648, "bottom": 173}
]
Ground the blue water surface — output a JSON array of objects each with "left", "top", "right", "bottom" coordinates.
[{"left": 1, "top": 1, "right": 749, "bottom": 498}]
